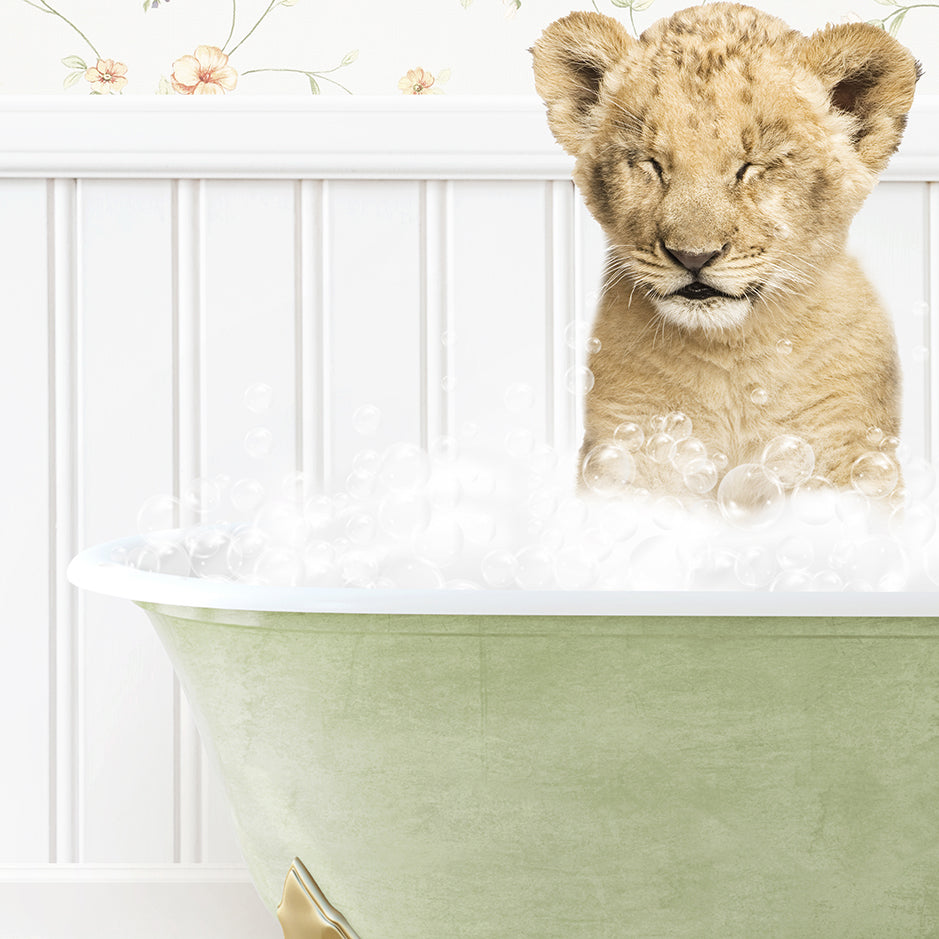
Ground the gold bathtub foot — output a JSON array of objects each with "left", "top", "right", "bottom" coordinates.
[{"left": 277, "top": 857, "right": 361, "bottom": 939}]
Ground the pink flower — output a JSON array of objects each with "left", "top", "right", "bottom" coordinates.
[
  {"left": 171, "top": 45, "right": 238, "bottom": 96},
  {"left": 84, "top": 59, "right": 128, "bottom": 94},
  {"left": 398, "top": 67, "right": 436, "bottom": 95}
]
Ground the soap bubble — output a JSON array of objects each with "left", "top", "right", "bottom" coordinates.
[
  {"left": 628, "top": 536, "right": 688, "bottom": 589},
  {"left": 836, "top": 490, "right": 872, "bottom": 526},
  {"left": 586, "top": 337, "right": 602, "bottom": 354},
  {"left": 345, "top": 470, "right": 376, "bottom": 501},
  {"left": 811, "top": 570, "right": 844, "bottom": 592},
  {"left": 379, "top": 493, "right": 431, "bottom": 539},
  {"left": 185, "top": 526, "right": 231, "bottom": 579},
  {"left": 339, "top": 549, "right": 380, "bottom": 586},
  {"left": 718, "top": 463, "right": 784, "bottom": 529},
  {"left": 481, "top": 549, "right": 517, "bottom": 588},
  {"left": 226, "top": 527, "right": 270, "bottom": 579},
  {"left": 777, "top": 536, "right": 814, "bottom": 570},
  {"left": 670, "top": 437, "right": 707, "bottom": 472},
  {"left": 888, "top": 504, "right": 935, "bottom": 546},
  {"left": 761, "top": 435, "right": 815, "bottom": 489},
  {"left": 127, "top": 540, "right": 190, "bottom": 576},
  {"left": 866, "top": 427, "right": 885, "bottom": 446},
  {"left": 566, "top": 366, "right": 595, "bottom": 394},
  {"left": 734, "top": 545, "right": 776, "bottom": 588},
  {"left": 380, "top": 443, "right": 431, "bottom": 493},
  {"left": 183, "top": 477, "right": 221, "bottom": 516},
  {"left": 514, "top": 546, "right": 555, "bottom": 589},
  {"left": 711, "top": 451, "right": 729, "bottom": 471},
  {"left": 682, "top": 458, "right": 718, "bottom": 495},
  {"left": 281, "top": 471, "right": 312, "bottom": 505},
  {"left": 346, "top": 512, "right": 377, "bottom": 546},
  {"left": 243, "top": 382, "right": 273, "bottom": 413},
  {"left": 382, "top": 556, "right": 445, "bottom": 589},
  {"left": 530, "top": 444, "right": 559, "bottom": 477},
  {"left": 644, "top": 432, "right": 674, "bottom": 464},
  {"left": 441, "top": 375, "right": 456, "bottom": 391},
  {"left": 553, "top": 545, "right": 598, "bottom": 589},
  {"left": 850, "top": 451, "right": 899, "bottom": 500},
  {"left": 352, "top": 404, "right": 382, "bottom": 436},
  {"left": 613, "top": 422, "right": 645, "bottom": 452},
  {"left": 303, "top": 541, "right": 340, "bottom": 587},
  {"left": 255, "top": 500, "right": 310, "bottom": 547},
  {"left": 413, "top": 516, "right": 464, "bottom": 567},
  {"left": 791, "top": 475, "right": 837, "bottom": 525},
  {"left": 835, "top": 537, "right": 907, "bottom": 590},
  {"left": 663, "top": 411, "right": 692, "bottom": 441},
  {"left": 304, "top": 494, "right": 335, "bottom": 532},
  {"left": 253, "top": 546, "right": 304, "bottom": 586},
  {"left": 426, "top": 468, "right": 462, "bottom": 510},
  {"left": 652, "top": 496, "right": 685, "bottom": 530},
  {"left": 430, "top": 435, "right": 459, "bottom": 464},
  {"left": 528, "top": 487, "right": 559, "bottom": 522},
  {"left": 581, "top": 444, "right": 636, "bottom": 495},
  {"left": 137, "top": 493, "right": 182, "bottom": 536},
  {"left": 776, "top": 339, "right": 792, "bottom": 356},
  {"left": 770, "top": 569, "right": 812, "bottom": 591},
  {"left": 504, "top": 382, "right": 534, "bottom": 413},
  {"left": 230, "top": 478, "right": 265, "bottom": 515},
  {"left": 903, "top": 459, "right": 936, "bottom": 502},
  {"left": 749, "top": 386, "right": 769, "bottom": 406},
  {"left": 244, "top": 427, "right": 273, "bottom": 459},
  {"left": 461, "top": 511, "right": 496, "bottom": 546}
]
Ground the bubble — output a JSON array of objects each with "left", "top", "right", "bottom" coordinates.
[
  {"left": 281, "top": 471, "right": 311, "bottom": 504},
  {"left": 581, "top": 444, "right": 636, "bottom": 495},
  {"left": 836, "top": 490, "right": 872, "bottom": 526},
  {"left": 461, "top": 511, "right": 496, "bottom": 546},
  {"left": 441, "top": 375, "right": 456, "bottom": 391},
  {"left": 339, "top": 549, "right": 380, "bottom": 587},
  {"left": 353, "top": 448, "right": 381, "bottom": 477},
  {"left": 137, "top": 493, "right": 182, "bottom": 536},
  {"left": 566, "top": 366, "right": 595, "bottom": 395},
  {"left": 462, "top": 464, "right": 496, "bottom": 498},
  {"left": 183, "top": 477, "right": 221, "bottom": 516},
  {"left": 461, "top": 421, "right": 479, "bottom": 441},
  {"left": 127, "top": 540, "right": 190, "bottom": 576},
  {"left": 254, "top": 500, "right": 311, "bottom": 547},
  {"left": 412, "top": 516, "right": 464, "bottom": 567},
  {"left": 711, "top": 451, "right": 729, "bottom": 471},
  {"left": 243, "top": 381, "right": 273, "bottom": 413},
  {"left": 563, "top": 321, "right": 586, "bottom": 349},
  {"left": 505, "top": 428, "right": 535, "bottom": 459},
  {"left": 553, "top": 545, "right": 598, "bottom": 589},
  {"left": 717, "top": 463, "right": 785, "bottom": 529},
  {"left": 650, "top": 415, "right": 667, "bottom": 433},
  {"left": 613, "top": 422, "right": 645, "bottom": 452},
  {"left": 304, "top": 494, "right": 335, "bottom": 532},
  {"left": 226, "top": 527, "right": 270, "bottom": 579},
  {"left": 382, "top": 556, "right": 444, "bottom": 589},
  {"left": 481, "top": 549, "right": 517, "bottom": 588},
  {"left": 528, "top": 488, "right": 559, "bottom": 522},
  {"left": 682, "top": 458, "right": 718, "bottom": 495},
  {"left": 426, "top": 468, "right": 462, "bottom": 511},
  {"left": 514, "top": 546, "right": 555, "bottom": 589},
  {"left": 244, "top": 427, "right": 273, "bottom": 459},
  {"left": 380, "top": 443, "right": 431, "bottom": 493},
  {"left": 628, "top": 536, "right": 688, "bottom": 590},
  {"left": 770, "top": 569, "right": 812, "bottom": 591},
  {"left": 430, "top": 436, "right": 459, "bottom": 463},
  {"left": 734, "top": 545, "right": 776, "bottom": 588},
  {"left": 791, "top": 476, "right": 837, "bottom": 525},
  {"left": 346, "top": 470, "right": 376, "bottom": 501},
  {"left": 586, "top": 336, "right": 602, "bottom": 354},
  {"left": 888, "top": 504, "right": 936, "bottom": 545},
  {"left": 850, "top": 451, "right": 899, "bottom": 500},
  {"left": 761, "top": 435, "right": 815, "bottom": 490},
  {"left": 644, "top": 432, "right": 674, "bottom": 464},
  {"left": 253, "top": 546, "right": 304, "bottom": 586},
  {"left": 749, "top": 385, "right": 769, "bottom": 406},
  {"left": 346, "top": 512, "right": 377, "bottom": 546},
  {"left": 776, "top": 339, "right": 792, "bottom": 356},
  {"left": 835, "top": 537, "right": 908, "bottom": 590},
  {"left": 184, "top": 526, "right": 231, "bottom": 580},
  {"left": 904, "top": 459, "right": 937, "bottom": 502},
  {"left": 879, "top": 435, "right": 900, "bottom": 454},
  {"left": 670, "top": 437, "right": 707, "bottom": 472},
  {"left": 811, "top": 570, "right": 844, "bottom": 592},
  {"left": 777, "top": 536, "right": 814, "bottom": 570},
  {"left": 866, "top": 426, "right": 885, "bottom": 446},
  {"left": 303, "top": 541, "right": 340, "bottom": 587},
  {"left": 352, "top": 404, "right": 382, "bottom": 436},
  {"left": 652, "top": 495, "right": 685, "bottom": 530},
  {"left": 378, "top": 493, "right": 431, "bottom": 539},
  {"left": 230, "top": 478, "right": 265, "bottom": 515},
  {"left": 663, "top": 411, "right": 692, "bottom": 441},
  {"left": 530, "top": 444, "right": 559, "bottom": 477},
  {"left": 441, "top": 330, "right": 455, "bottom": 346}
]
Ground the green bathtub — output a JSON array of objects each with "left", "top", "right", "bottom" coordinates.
[{"left": 70, "top": 537, "right": 939, "bottom": 938}]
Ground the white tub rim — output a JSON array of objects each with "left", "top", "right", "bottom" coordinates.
[{"left": 67, "top": 534, "right": 939, "bottom": 618}]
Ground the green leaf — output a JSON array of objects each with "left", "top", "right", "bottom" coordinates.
[
  {"left": 280, "top": 0, "right": 300, "bottom": 6},
  {"left": 872, "top": 0, "right": 899, "bottom": 6},
  {"left": 63, "top": 70, "right": 84, "bottom": 90},
  {"left": 307, "top": 74, "right": 321, "bottom": 94},
  {"left": 887, "top": 9, "right": 907, "bottom": 34},
  {"left": 61, "top": 55, "right": 87, "bottom": 70},
  {"left": 341, "top": 49, "right": 359, "bottom": 66},
  {"left": 631, "top": 0, "right": 657, "bottom": 10}
]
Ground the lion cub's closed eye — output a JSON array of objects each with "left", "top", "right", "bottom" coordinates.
[{"left": 532, "top": 2, "right": 920, "bottom": 496}]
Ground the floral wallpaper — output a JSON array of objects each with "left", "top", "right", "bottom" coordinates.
[{"left": 3, "top": 0, "right": 937, "bottom": 95}]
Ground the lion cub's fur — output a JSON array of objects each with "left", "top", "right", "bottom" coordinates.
[{"left": 533, "top": 3, "right": 920, "bottom": 492}]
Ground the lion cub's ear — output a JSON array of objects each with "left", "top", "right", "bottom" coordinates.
[
  {"left": 532, "top": 12, "right": 635, "bottom": 156},
  {"left": 800, "top": 23, "right": 921, "bottom": 174}
]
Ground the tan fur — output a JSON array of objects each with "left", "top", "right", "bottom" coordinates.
[{"left": 532, "top": 3, "right": 919, "bottom": 493}]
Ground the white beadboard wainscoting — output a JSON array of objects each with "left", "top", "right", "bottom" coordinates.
[{"left": 0, "top": 96, "right": 937, "bottom": 938}]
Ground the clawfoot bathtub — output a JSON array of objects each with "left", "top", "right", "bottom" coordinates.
[{"left": 70, "top": 535, "right": 939, "bottom": 938}]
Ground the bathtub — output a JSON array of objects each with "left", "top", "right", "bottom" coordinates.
[{"left": 69, "top": 534, "right": 939, "bottom": 937}]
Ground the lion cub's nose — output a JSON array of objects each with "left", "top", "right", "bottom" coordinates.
[{"left": 664, "top": 246, "right": 723, "bottom": 273}]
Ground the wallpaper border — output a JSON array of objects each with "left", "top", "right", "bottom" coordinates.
[{"left": 0, "top": 95, "right": 937, "bottom": 180}]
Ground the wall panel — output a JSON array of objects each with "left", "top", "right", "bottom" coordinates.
[{"left": 0, "top": 179, "right": 51, "bottom": 863}]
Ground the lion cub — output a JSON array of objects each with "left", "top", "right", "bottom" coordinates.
[{"left": 533, "top": 3, "right": 919, "bottom": 495}]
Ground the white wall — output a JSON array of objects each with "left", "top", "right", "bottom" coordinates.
[{"left": 0, "top": 96, "right": 937, "bottom": 937}]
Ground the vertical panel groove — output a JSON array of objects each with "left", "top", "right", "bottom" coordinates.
[
  {"left": 48, "top": 177, "right": 81, "bottom": 864},
  {"left": 172, "top": 178, "right": 204, "bottom": 864},
  {"left": 320, "top": 181, "right": 332, "bottom": 490},
  {"left": 928, "top": 182, "right": 937, "bottom": 461},
  {"left": 298, "top": 180, "right": 326, "bottom": 488}
]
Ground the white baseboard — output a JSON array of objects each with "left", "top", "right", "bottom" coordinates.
[{"left": 0, "top": 867, "right": 281, "bottom": 939}]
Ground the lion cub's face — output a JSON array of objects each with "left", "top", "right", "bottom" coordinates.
[{"left": 533, "top": 3, "right": 920, "bottom": 337}]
